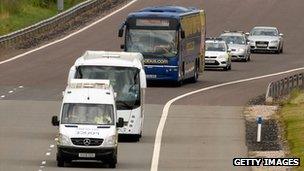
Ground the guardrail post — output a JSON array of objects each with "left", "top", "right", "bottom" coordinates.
[
  {"left": 257, "top": 116, "right": 263, "bottom": 142},
  {"left": 296, "top": 74, "right": 299, "bottom": 87},
  {"left": 301, "top": 73, "right": 304, "bottom": 89},
  {"left": 57, "top": 0, "right": 64, "bottom": 12}
]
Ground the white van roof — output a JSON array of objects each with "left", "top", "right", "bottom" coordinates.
[
  {"left": 63, "top": 79, "right": 115, "bottom": 105},
  {"left": 74, "top": 51, "right": 144, "bottom": 69}
]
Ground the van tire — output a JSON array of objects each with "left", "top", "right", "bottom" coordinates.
[
  {"left": 107, "top": 152, "right": 117, "bottom": 168},
  {"left": 57, "top": 158, "right": 64, "bottom": 167},
  {"left": 108, "top": 162, "right": 116, "bottom": 168}
]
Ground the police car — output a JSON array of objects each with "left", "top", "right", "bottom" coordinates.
[{"left": 205, "top": 38, "right": 232, "bottom": 71}]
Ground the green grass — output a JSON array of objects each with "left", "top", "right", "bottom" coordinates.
[
  {"left": 279, "top": 89, "right": 304, "bottom": 170},
  {"left": 0, "top": 0, "right": 85, "bottom": 36}
]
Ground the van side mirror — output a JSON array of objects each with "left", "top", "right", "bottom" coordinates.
[
  {"left": 118, "top": 28, "right": 124, "bottom": 37},
  {"left": 117, "top": 117, "right": 124, "bottom": 128},
  {"left": 181, "top": 30, "right": 186, "bottom": 39},
  {"left": 52, "top": 116, "right": 59, "bottom": 126},
  {"left": 140, "top": 69, "right": 147, "bottom": 88},
  {"left": 68, "top": 66, "right": 76, "bottom": 83}
]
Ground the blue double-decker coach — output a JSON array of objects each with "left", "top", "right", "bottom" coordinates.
[{"left": 118, "top": 6, "right": 206, "bottom": 85}]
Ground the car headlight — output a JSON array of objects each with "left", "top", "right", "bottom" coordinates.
[
  {"left": 238, "top": 48, "right": 245, "bottom": 52},
  {"left": 103, "top": 135, "right": 117, "bottom": 146},
  {"left": 270, "top": 40, "right": 279, "bottom": 44},
  {"left": 57, "top": 133, "right": 72, "bottom": 146},
  {"left": 218, "top": 55, "right": 227, "bottom": 59}
]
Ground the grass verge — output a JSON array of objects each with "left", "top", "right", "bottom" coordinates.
[
  {"left": 279, "top": 89, "right": 304, "bottom": 170},
  {"left": 0, "top": 0, "right": 85, "bottom": 36}
]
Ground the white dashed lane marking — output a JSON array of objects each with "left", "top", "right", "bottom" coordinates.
[{"left": 0, "top": 86, "right": 24, "bottom": 100}]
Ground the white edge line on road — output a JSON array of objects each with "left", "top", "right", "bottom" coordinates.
[
  {"left": 0, "top": 0, "right": 138, "bottom": 65},
  {"left": 150, "top": 67, "right": 304, "bottom": 171}
]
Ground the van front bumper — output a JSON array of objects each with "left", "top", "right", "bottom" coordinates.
[{"left": 57, "top": 146, "right": 116, "bottom": 161}]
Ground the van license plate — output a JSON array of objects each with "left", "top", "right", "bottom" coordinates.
[{"left": 79, "top": 153, "right": 95, "bottom": 158}]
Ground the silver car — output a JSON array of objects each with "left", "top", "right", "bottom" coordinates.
[
  {"left": 220, "top": 31, "right": 251, "bottom": 62},
  {"left": 247, "top": 26, "right": 284, "bottom": 53}
]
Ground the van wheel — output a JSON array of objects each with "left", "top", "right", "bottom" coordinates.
[
  {"left": 108, "top": 162, "right": 116, "bottom": 168},
  {"left": 133, "top": 134, "right": 141, "bottom": 142},
  {"left": 57, "top": 158, "right": 64, "bottom": 167},
  {"left": 107, "top": 153, "right": 117, "bottom": 168}
]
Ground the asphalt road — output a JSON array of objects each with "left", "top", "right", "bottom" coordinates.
[{"left": 1, "top": 0, "right": 304, "bottom": 171}]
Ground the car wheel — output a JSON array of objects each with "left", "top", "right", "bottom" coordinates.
[
  {"left": 248, "top": 54, "right": 251, "bottom": 61},
  {"left": 228, "top": 64, "right": 232, "bottom": 70},
  {"left": 280, "top": 46, "right": 283, "bottom": 53},
  {"left": 223, "top": 65, "right": 229, "bottom": 71}
]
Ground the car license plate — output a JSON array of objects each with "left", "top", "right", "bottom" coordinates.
[
  {"left": 205, "top": 60, "right": 215, "bottom": 64},
  {"left": 146, "top": 74, "right": 157, "bottom": 78},
  {"left": 257, "top": 44, "right": 267, "bottom": 47},
  {"left": 78, "top": 153, "right": 95, "bottom": 158}
]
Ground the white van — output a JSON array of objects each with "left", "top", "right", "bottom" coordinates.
[
  {"left": 68, "top": 51, "right": 146, "bottom": 141},
  {"left": 51, "top": 79, "right": 124, "bottom": 168}
]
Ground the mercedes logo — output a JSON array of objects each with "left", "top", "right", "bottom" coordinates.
[{"left": 83, "top": 138, "right": 91, "bottom": 146}]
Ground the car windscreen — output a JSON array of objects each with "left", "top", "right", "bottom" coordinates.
[
  {"left": 205, "top": 42, "right": 226, "bottom": 52},
  {"left": 250, "top": 29, "right": 278, "bottom": 36},
  {"left": 221, "top": 36, "right": 246, "bottom": 45},
  {"left": 61, "top": 103, "right": 114, "bottom": 125}
]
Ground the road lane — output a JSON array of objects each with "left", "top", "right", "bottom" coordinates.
[
  {"left": 1, "top": 0, "right": 304, "bottom": 171},
  {"left": 159, "top": 105, "right": 249, "bottom": 171}
]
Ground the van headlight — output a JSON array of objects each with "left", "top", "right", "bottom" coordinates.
[
  {"left": 104, "top": 135, "right": 117, "bottom": 146},
  {"left": 57, "top": 134, "right": 72, "bottom": 146}
]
